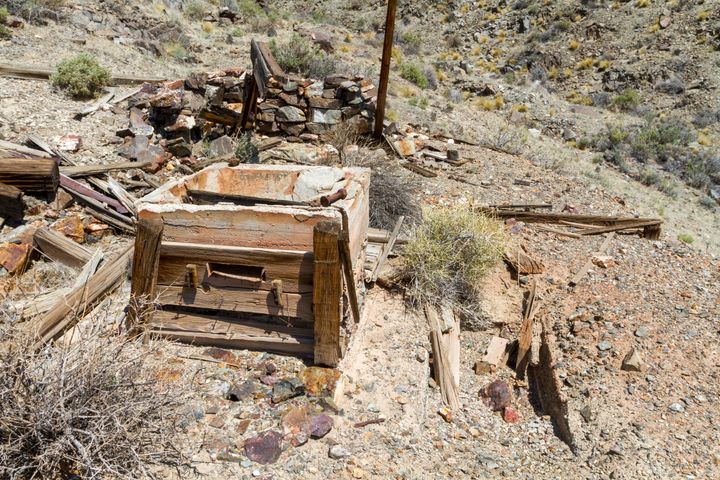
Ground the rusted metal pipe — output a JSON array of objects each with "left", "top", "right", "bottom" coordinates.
[{"left": 320, "top": 188, "right": 347, "bottom": 207}]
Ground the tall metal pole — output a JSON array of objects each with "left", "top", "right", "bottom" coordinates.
[{"left": 374, "top": 0, "right": 397, "bottom": 138}]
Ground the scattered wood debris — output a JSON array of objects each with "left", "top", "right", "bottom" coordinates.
[{"left": 474, "top": 336, "right": 509, "bottom": 374}]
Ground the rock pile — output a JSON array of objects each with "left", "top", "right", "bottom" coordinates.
[{"left": 254, "top": 74, "right": 377, "bottom": 140}]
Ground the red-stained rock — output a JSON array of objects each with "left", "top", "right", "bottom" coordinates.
[{"left": 244, "top": 431, "right": 283, "bottom": 464}]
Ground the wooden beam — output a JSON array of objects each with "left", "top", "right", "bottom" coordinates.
[
  {"left": 371, "top": 215, "right": 404, "bottom": 282},
  {"left": 0, "top": 157, "right": 59, "bottom": 195},
  {"left": 0, "top": 62, "right": 166, "bottom": 85},
  {"left": 149, "top": 310, "right": 313, "bottom": 355},
  {"left": 338, "top": 208, "right": 361, "bottom": 324},
  {"left": 60, "top": 160, "right": 152, "bottom": 178},
  {"left": 313, "top": 220, "right": 342, "bottom": 367},
  {"left": 25, "top": 245, "right": 132, "bottom": 348},
  {"left": 374, "top": 0, "right": 398, "bottom": 138},
  {"left": 475, "top": 336, "right": 510, "bottom": 374},
  {"left": 185, "top": 189, "right": 308, "bottom": 207},
  {"left": 34, "top": 227, "right": 93, "bottom": 269},
  {"left": 129, "top": 219, "right": 164, "bottom": 329},
  {"left": 0, "top": 139, "right": 52, "bottom": 158},
  {"left": 0, "top": 182, "right": 24, "bottom": 219},
  {"left": 157, "top": 285, "right": 313, "bottom": 322},
  {"left": 515, "top": 279, "right": 538, "bottom": 372},
  {"left": 478, "top": 208, "right": 662, "bottom": 229}
]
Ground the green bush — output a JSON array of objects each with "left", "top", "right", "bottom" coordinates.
[
  {"left": 269, "top": 34, "right": 336, "bottom": 79},
  {"left": 0, "top": 25, "right": 10, "bottom": 39},
  {"left": 639, "top": 167, "right": 660, "bottom": 186},
  {"left": 183, "top": 0, "right": 206, "bottom": 20},
  {"left": 400, "top": 62, "right": 429, "bottom": 89},
  {"left": 50, "top": 54, "right": 110, "bottom": 99},
  {"left": 402, "top": 206, "right": 505, "bottom": 312},
  {"left": 678, "top": 233, "right": 694, "bottom": 244},
  {"left": 612, "top": 88, "right": 640, "bottom": 112},
  {"left": 0, "top": 7, "right": 8, "bottom": 23}
]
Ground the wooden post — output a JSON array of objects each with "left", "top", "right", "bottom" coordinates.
[
  {"left": 0, "top": 181, "right": 24, "bottom": 219},
  {"left": 313, "top": 220, "right": 342, "bottom": 367},
  {"left": 373, "top": 0, "right": 398, "bottom": 138},
  {"left": 128, "top": 218, "right": 164, "bottom": 331}
]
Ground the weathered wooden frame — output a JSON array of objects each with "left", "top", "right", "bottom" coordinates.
[{"left": 130, "top": 164, "right": 369, "bottom": 366}]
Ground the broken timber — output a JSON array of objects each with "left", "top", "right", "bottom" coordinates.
[
  {"left": 60, "top": 160, "right": 152, "bottom": 178},
  {"left": 0, "top": 62, "right": 166, "bottom": 85},
  {"left": 515, "top": 279, "right": 539, "bottom": 373},
  {"left": 569, "top": 233, "right": 615, "bottom": 287},
  {"left": 371, "top": 215, "right": 404, "bottom": 283},
  {"left": 478, "top": 208, "right": 662, "bottom": 239},
  {"left": 25, "top": 245, "right": 133, "bottom": 349},
  {"left": 474, "top": 336, "right": 509, "bottom": 374},
  {"left": 0, "top": 182, "right": 24, "bottom": 219},
  {"left": 34, "top": 227, "right": 94, "bottom": 269},
  {"left": 426, "top": 303, "right": 460, "bottom": 410},
  {"left": 504, "top": 247, "right": 544, "bottom": 275},
  {"left": 128, "top": 218, "right": 164, "bottom": 330},
  {"left": 313, "top": 220, "right": 343, "bottom": 367},
  {"left": 0, "top": 157, "right": 59, "bottom": 196}
]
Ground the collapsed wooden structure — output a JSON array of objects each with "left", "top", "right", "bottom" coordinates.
[{"left": 130, "top": 164, "right": 370, "bottom": 367}]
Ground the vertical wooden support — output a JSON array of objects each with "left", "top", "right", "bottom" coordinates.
[
  {"left": 373, "top": 0, "right": 398, "bottom": 138},
  {"left": 313, "top": 220, "right": 342, "bottom": 367},
  {"left": 128, "top": 218, "right": 164, "bottom": 331}
]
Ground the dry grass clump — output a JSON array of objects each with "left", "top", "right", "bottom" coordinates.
[
  {"left": 0, "top": 329, "right": 190, "bottom": 479},
  {"left": 402, "top": 206, "right": 505, "bottom": 317},
  {"left": 367, "top": 166, "right": 422, "bottom": 231}
]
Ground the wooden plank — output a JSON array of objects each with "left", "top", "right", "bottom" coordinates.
[
  {"left": 577, "top": 219, "right": 661, "bottom": 236},
  {"left": 60, "top": 160, "right": 152, "bottom": 178},
  {"left": 72, "top": 249, "right": 103, "bottom": 288},
  {"left": 440, "top": 303, "right": 460, "bottom": 386},
  {"left": 34, "top": 227, "right": 93, "bottom": 269},
  {"left": 339, "top": 209, "right": 362, "bottom": 324},
  {"left": 426, "top": 303, "right": 460, "bottom": 410},
  {"left": 106, "top": 176, "right": 138, "bottom": 216},
  {"left": 0, "top": 182, "right": 24, "bottom": 219},
  {"left": 535, "top": 225, "right": 582, "bottom": 239},
  {"left": 569, "top": 233, "right": 615, "bottom": 287},
  {"left": 313, "top": 220, "right": 342, "bottom": 367},
  {"left": 158, "top": 241, "right": 313, "bottom": 291},
  {"left": 74, "top": 91, "right": 114, "bottom": 120},
  {"left": 0, "top": 62, "right": 166, "bottom": 85},
  {"left": 0, "top": 157, "right": 59, "bottom": 195},
  {"left": 0, "top": 139, "right": 52, "bottom": 158},
  {"left": 25, "top": 245, "right": 133, "bottom": 348},
  {"left": 149, "top": 310, "right": 313, "bottom": 355},
  {"left": 129, "top": 219, "right": 164, "bottom": 328},
  {"left": 256, "top": 41, "right": 285, "bottom": 77},
  {"left": 402, "top": 161, "right": 437, "bottom": 178},
  {"left": 371, "top": 215, "right": 404, "bottom": 282},
  {"left": 515, "top": 279, "right": 538, "bottom": 372},
  {"left": 157, "top": 285, "right": 313, "bottom": 322},
  {"left": 139, "top": 207, "right": 337, "bottom": 251},
  {"left": 478, "top": 208, "right": 662, "bottom": 228},
  {"left": 367, "top": 228, "right": 409, "bottom": 245},
  {"left": 504, "top": 247, "right": 545, "bottom": 275},
  {"left": 59, "top": 174, "right": 129, "bottom": 214},
  {"left": 475, "top": 336, "right": 509, "bottom": 374}
]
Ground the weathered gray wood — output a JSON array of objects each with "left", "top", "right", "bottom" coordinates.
[
  {"left": 129, "top": 219, "right": 164, "bottom": 328},
  {"left": 34, "top": 227, "right": 94, "bottom": 269},
  {"left": 0, "top": 139, "right": 52, "bottom": 158},
  {"left": 60, "top": 161, "right": 152, "bottom": 178},
  {"left": 157, "top": 285, "right": 313, "bottom": 322},
  {"left": 0, "top": 158, "right": 59, "bottom": 195},
  {"left": 475, "top": 336, "right": 509, "bottom": 374},
  {"left": 25, "top": 245, "right": 132, "bottom": 348},
  {"left": 371, "top": 215, "right": 404, "bottom": 282},
  {"left": 0, "top": 62, "right": 166, "bottom": 85},
  {"left": 313, "top": 220, "right": 342, "bottom": 367},
  {"left": 149, "top": 310, "right": 314, "bottom": 355}
]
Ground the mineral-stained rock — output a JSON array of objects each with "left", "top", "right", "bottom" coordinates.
[
  {"left": 52, "top": 214, "right": 85, "bottom": 244},
  {"left": 301, "top": 367, "right": 340, "bottom": 397},
  {"left": 272, "top": 377, "right": 305, "bottom": 403},
  {"left": 481, "top": 380, "right": 511, "bottom": 411},
  {"left": 149, "top": 88, "right": 184, "bottom": 109},
  {"left": 310, "top": 414, "right": 333, "bottom": 439},
  {"left": 0, "top": 242, "right": 31, "bottom": 274},
  {"left": 281, "top": 406, "right": 310, "bottom": 446},
  {"left": 279, "top": 122, "right": 305, "bottom": 137},
  {"left": 203, "top": 347, "right": 239, "bottom": 364},
  {"left": 502, "top": 406, "right": 521, "bottom": 423},
  {"left": 244, "top": 430, "right": 283, "bottom": 464}
]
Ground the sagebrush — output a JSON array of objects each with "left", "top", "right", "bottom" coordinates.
[
  {"left": 0, "top": 330, "right": 190, "bottom": 479},
  {"left": 50, "top": 54, "right": 110, "bottom": 99},
  {"left": 269, "top": 34, "right": 336, "bottom": 79},
  {"left": 402, "top": 206, "right": 505, "bottom": 319}
]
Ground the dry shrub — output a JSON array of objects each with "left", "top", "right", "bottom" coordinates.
[
  {"left": 0, "top": 329, "right": 190, "bottom": 479},
  {"left": 367, "top": 166, "right": 422, "bottom": 231},
  {"left": 402, "top": 206, "right": 505, "bottom": 320}
]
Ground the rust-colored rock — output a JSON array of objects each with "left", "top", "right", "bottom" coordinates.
[
  {"left": 52, "top": 214, "right": 85, "bottom": 244},
  {"left": 203, "top": 347, "right": 239, "bottom": 365},
  {"left": 503, "top": 406, "right": 521, "bottom": 423},
  {"left": 301, "top": 367, "right": 340, "bottom": 397},
  {"left": 0, "top": 242, "right": 31, "bottom": 274},
  {"left": 310, "top": 414, "right": 333, "bottom": 439},
  {"left": 244, "top": 430, "right": 283, "bottom": 464}
]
